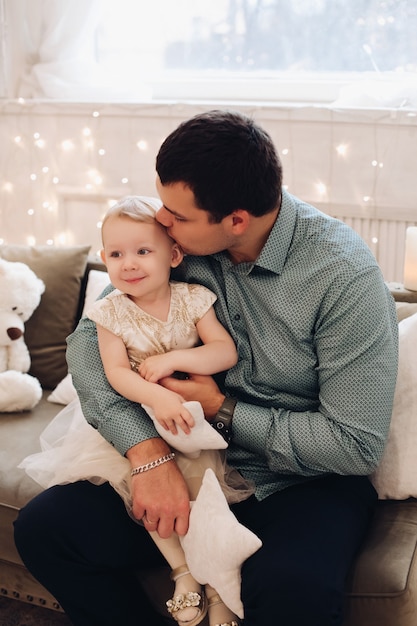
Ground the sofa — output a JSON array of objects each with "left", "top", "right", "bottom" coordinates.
[{"left": 1, "top": 243, "right": 417, "bottom": 625}]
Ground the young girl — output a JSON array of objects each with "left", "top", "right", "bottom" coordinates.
[
  {"left": 21, "top": 196, "right": 256, "bottom": 626},
  {"left": 90, "top": 195, "right": 243, "bottom": 626}
]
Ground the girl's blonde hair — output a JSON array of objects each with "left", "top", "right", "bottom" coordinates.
[{"left": 102, "top": 196, "right": 162, "bottom": 227}]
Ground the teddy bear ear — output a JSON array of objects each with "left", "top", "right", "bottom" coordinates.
[{"left": 38, "top": 277, "right": 46, "bottom": 295}]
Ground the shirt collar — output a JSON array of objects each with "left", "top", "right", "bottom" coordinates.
[{"left": 213, "top": 189, "right": 297, "bottom": 276}]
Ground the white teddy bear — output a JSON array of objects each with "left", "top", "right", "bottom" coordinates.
[{"left": 0, "top": 258, "right": 45, "bottom": 412}]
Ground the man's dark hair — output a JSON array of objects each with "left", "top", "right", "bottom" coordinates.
[{"left": 156, "top": 109, "right": 282, "bottom": 223}]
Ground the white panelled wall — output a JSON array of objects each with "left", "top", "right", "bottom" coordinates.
[{"left": 0, "top": 100, "right": 416, "bottom": 282}]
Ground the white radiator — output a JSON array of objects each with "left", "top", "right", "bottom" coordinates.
[
  {"left": 340, "top": 216, "right": 415, "bottom": 284},
  {"left": 312, "top": 201, "right": 417, "bottom": 284}
]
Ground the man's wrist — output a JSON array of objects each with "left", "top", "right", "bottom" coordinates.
[
  {"left": 210, "top": 396, "right": 237, "bottom": 444},
  {"left": 126, "top": 437, "right": 171, "bottom": 468}
]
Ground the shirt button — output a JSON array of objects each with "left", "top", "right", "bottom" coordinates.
[{"left": 234, "top": 313, "right": 241, "bottom": 321}]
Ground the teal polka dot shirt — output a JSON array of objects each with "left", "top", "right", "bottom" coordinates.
[{"left": 67, "top": 190, "right": 398, "bottom": 500}]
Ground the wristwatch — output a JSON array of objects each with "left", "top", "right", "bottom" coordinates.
[{"left": 211, "top": 397, "right": 237, "bottom": 444}]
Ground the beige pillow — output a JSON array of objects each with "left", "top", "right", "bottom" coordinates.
[
  {"left": 47, "top": 268, "right": 110, "bottom": 403},
  {"left": 0, "top": 245, "right": 90, "bottom": 389},
  {"left": 395, "top": 301, "right": 417, "bottom": 322}
]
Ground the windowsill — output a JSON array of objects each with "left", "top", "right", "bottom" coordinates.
[
  {"left": 0, "top": 98, "right": 416, "bottom": 124},
  {"left": 3, "top": 70, "right": 416, "bottom": 110}
]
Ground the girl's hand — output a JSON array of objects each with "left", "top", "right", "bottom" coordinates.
[
  {"left": 151, "top": 389, "right": 195, "bottom": 434},
  {"left": 139, "top": 353, "right": 176, "bottom": 382}
]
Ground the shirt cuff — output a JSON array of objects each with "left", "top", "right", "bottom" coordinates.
[{"left": 231, "top": 401, "right": 270, "bottom": 454}]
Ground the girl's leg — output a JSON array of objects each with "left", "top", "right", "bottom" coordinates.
[
  {"left": 14, "top": 481, "right": 167, "bottom": 626},
  {"left": 147, "top": 529, "right": 207, "bottom": 625},
  {"left": 147, "top": 532, "right": 241, "bottom": 626}
]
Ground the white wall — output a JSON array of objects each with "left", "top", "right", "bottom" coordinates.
[{"left": 0, "top": 100, "right": 416, "bottom": 282}]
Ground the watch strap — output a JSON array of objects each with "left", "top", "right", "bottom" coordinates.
[{"left": 211, "top": 396, "right": 236, "bottom": 444}]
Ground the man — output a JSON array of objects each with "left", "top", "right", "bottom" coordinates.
[{"left": 14, "top": 110, "right": 398, "bottom": 626}]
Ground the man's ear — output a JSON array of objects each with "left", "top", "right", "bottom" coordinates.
[
  {"left": 100, "top": 249, "right": 106, "bottom": 264},
  {"left": 171, "top": 243, "right": 184, "bottom": 268},
  {"left": 229, "top": 210, "right": 250, "bottom": 235}
]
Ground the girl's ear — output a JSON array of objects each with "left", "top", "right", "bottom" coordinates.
[
  {"left": 100, "top": 249, "right": 106, "bottom": 264},
  {"left": 170, "top": 243, "right": 184, "bottom": 268}
]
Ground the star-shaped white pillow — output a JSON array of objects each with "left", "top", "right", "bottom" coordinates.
[{"left": 180, "top": 468, "right": 262, "bottom": 618}]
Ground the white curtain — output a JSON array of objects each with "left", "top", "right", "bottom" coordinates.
[
  {"left": 2, "top": 0, "right": 151, "bottom": 100},
  {"left": 3, "top": 0, "right": 102, "bottom": 98}
]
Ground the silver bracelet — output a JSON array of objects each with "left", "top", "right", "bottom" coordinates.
[{"left": 130, "top": 452, "right": 176, "bottom": 476}]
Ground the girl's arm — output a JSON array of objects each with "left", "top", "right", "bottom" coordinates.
[
  {"left": 139, "top": 306, "right": 238, "bottom": 383},
  {"left": 96, "top": 324, "right": 194, "bottom": 434}
]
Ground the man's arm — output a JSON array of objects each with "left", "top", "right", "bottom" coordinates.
[
  {"left": 162, "top": 271, "right": 399, "bottom": 478},
  {"left": 126, "top": 437, "right": 191, "bottom": 537}
]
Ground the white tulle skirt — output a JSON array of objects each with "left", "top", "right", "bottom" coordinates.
[{"left": 19, "top": 398, "right": 254, "bottom": 517}]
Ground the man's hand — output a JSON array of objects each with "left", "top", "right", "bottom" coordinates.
[
  {"left": 126, "top": 438, "right": 190, "bottom": 538},
  {"left": 159, "top": 373, "right": 225, "bottom": 420}
]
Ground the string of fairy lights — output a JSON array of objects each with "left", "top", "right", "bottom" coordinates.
[
  {"left": 0, "top": 100, "right": 416, "bottom": 281},
  {"left": 0, "top": 101, "right": 164, "bottom": 254}
]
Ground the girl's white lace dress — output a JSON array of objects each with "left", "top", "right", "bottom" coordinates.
[{"left": 20, "top": 282, "right": 253, "bottom": 511}]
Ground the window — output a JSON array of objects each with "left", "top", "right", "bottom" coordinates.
[{"left": 4, "top": 0, "right": 417, "bottom": 106}]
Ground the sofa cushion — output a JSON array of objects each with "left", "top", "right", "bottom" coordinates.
[
  {"left": 0, "top": 392, "right": 57, "bottom": 512},
  {"left": 0, "top": 245, "right": 90, "bottom": 389},
  {"left": 396, "top": 301, "right": 417, "bottom": 322},
  {"left": 343, "top": 500, "right": 417, "bottom": 626}
]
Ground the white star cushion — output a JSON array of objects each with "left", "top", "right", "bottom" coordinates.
[
  {"left": 142, "top": 401, "right": 228, "bottom": 458},
  {"left": 180, "top": 468, "right": 262, "bottom": 618}
]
